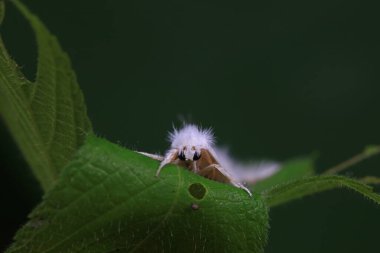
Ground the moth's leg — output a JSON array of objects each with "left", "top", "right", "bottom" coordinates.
[
  {"left": 229, "top": 180, "right": 252, "bottom": 197},
  {"left": 190, "top": 161, "right": 200, "bottom": 173},
  {"left": 156, "top": 149, "right": 178, "bottom": 177},
  {"left": 137, "top": 151, "right": 164, "bottom": 161},
  {"left": 200, "top": 164, "right": 252, "bottom": 196}
]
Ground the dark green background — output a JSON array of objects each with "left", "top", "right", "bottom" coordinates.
[{"left": 1, "top": 0, "right": 379, "bottom": 252}]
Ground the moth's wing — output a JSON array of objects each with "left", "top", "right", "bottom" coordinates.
[
  {"left": 197, "top": 148, "right": 230, "bottom": 182},
  {"left": 197, "top": 149, "right": 241, "bottom": 184},
  {"left": 212, "top": 147, "right": 281, "bottom": 184},
  {"left": 197, "top": 148, "right": 220, "bottom": 169},
  {"left": 195, "top": 148, "right": 252, "bottom": 196},
  {"left": 137, "top": 151, "right": 164, "bottom": 161},
  {"left": 233, "top": 162, "right": 281, "bottom": 184},
  {"left": 198, "top": 163, "right": 252, "bottom": 196},
  {"left": 198, "top": 162, "right": 233, "bottom": 184}
]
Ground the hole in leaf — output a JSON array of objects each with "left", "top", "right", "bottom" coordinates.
[{"left": 188, "top": 183, "right": 206, "bottom": 199}]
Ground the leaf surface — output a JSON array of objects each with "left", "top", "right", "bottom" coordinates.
[{"left": 7, "top": 135, "right": 269, "bottom": 253}]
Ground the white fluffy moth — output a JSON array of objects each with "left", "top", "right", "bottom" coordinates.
[{"left": 138, "top": 124, "right": 280, "bottom": 196}]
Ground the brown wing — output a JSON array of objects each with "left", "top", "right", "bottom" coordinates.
[
  {"left": 197, "top": 148, "right": 219, "bottom": 169},
  {"left": 198, "top": 162, "right": 252, "bottom": 196},
  {"left": 197, "top": 149, "right": 232, "bottom": 183},
  {"left": 198, "top": 164, "right": 232, "bottom": 183}
]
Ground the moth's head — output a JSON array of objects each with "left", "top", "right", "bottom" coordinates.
[
  {"left": 178, "top": 145, "right": 201, "bottom": 161},
  {"left": 168, "top": 124, "right": 214, "bottom": 161}
]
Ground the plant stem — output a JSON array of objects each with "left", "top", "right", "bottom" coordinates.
[
  {"left": 324, "top": 145, "right": 380, "bottom": 175},
  {"left": 360, "top": 176, "right": 380, "bottom": 185}
]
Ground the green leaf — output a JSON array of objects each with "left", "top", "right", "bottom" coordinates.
[
  {"left": 253, "top": 157, "right": 315, "bottom": 193},
  {"left": 0, "top": 0, "right": 5, "bottom": 25},
  {"left": 6, "top": 135, "right": 269, "bottom": 253},
  {"left": 0, "top": 0, "right": 92, "bottom": 191},
  {"left": 263, "top": 175, "right": 380, "bottom": 208}
]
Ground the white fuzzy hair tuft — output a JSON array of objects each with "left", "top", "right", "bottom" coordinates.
[{"left": 169, "top": 124, "right": 215, "bottom": 149}]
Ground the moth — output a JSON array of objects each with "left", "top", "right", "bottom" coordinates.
[{"left": 138, "top": 124, "right": 280, "bottom": 196}]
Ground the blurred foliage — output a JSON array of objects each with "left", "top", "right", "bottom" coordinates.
[
  {"left": 0, "top": 0, "right": 91, "bottom": 191},
  {"left": 254, "top": 157, "right": 315, "bottom": 193}
]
